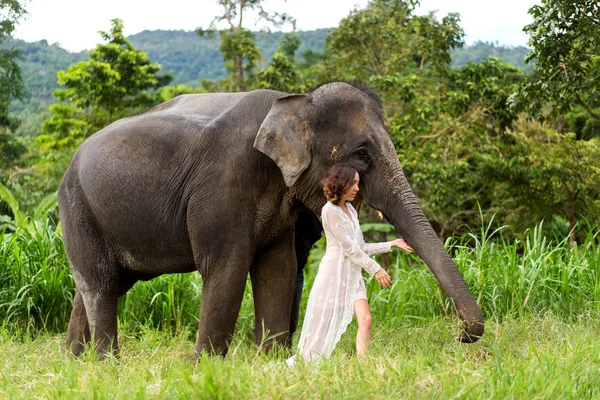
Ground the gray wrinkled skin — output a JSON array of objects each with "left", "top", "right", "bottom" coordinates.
[{"left": 60, "top": 82, "right": 483, "bottom": 358}]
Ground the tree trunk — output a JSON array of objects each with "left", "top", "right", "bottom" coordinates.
[{"left": 237, "top": 55, "right": 245, "bottom": 92}]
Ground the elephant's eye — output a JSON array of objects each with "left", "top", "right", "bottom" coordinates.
[{"left": 357, "top": 149, "right": 369, "bottom": 159}]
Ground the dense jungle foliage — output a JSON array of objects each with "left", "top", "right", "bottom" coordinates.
[
  {"left": 4, "top": 0, "right": 597, "bottom": 244},
  {"left": 2, "top": 1, "right": 596, "bottom": 241},
  {"left": 4, "top": 30, "right": 528, "bottom": 112}
]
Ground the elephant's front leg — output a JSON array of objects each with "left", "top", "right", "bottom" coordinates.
[
  {"left": 196, "top": 248, "right": 252, "bottom": 357},
  {"left": 250, "top": 231, "right": 297, "bottom": 352}
]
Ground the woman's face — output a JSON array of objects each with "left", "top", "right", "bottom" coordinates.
[{"left": 341, "top": 172, "right": 360, "bottom": 203}]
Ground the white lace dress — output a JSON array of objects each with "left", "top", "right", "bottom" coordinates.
[{"left": 288, "top": 201, "right": 393, "bottom": 364}]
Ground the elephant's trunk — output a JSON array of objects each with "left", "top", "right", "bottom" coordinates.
[{"left": 367, "top": 162, "right": 484, "bottom": 342}]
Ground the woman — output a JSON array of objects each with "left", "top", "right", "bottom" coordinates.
[{"left": 287, "top": 163, "right": 413, "bottom": 365}]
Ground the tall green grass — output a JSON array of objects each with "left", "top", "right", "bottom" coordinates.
[
  {"left": 367, "top": 220, "right": 600, "bottom": 326},
  {"left": 0, "top": 218, "right": 72, "bottom": 333},
  {"left": 1, "top": 210, "right": 599, "bottom": 336}
]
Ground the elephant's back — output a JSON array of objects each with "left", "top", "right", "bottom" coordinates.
[
  {"left": 139, "top": 90, "right": 285, "bottom": 128},
  {"left": 142, "top": 93, "right": 247, "bottom": 124}
]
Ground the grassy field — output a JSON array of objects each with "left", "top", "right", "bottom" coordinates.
[
  {"left": 2, "top": 315, "right": 600, "bottom": 399},
  {"left": 1, "top": 219, "right": 600, "bottom": 398}
]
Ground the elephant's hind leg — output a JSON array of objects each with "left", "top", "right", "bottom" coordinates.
[
  {"left": 66, "top": 290, "right": 90, "bottom": 356},
  {"left": 66, "top": 274, "right": 137, "bottom": 356},
  {"left": 68, "top": 270, "right": 138, "bottom": 357},
  {"left": 65, "top": 257, "right": 120, "bottom": 357},
  {"left": 60, "top": 193, "right": 121, "bottom": 356},
  {"left": 82, "top": 285, "right": 120, "bottom": 357},
  {"left": 250, "top": 231, "right": 296, "bottom": 352}
]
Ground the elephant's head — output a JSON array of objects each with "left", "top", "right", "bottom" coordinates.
[{"left": 254, "top": 82, "right": 483, "bottom": 342}]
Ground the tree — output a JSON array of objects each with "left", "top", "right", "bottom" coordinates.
[
  {"left": 500, "top": 0, "right": 600, "bottom": 241},
  {"left": 510, "top": 0, "right": 600, "bottom": 122},
  {"left": 0, "top": 1, "right": 26, "bottom": 43},
  {"left": 0, "top": 127, "right": 25, "bottom": 170},
  {"left": 0, "top": 0, "right": 26, "bottom": 126},
  {"left": 277, "top": 31, "right": 301, "bottom": 60},
  {"left": 446, "top": 57, "right": 523, "bottom": 132},
  {"left": 257, "top": 33, "right": 302, "bottom": 92},
  {"left": 0, "top": 45, "right": 24, "bottom": 128},
  {"left": 197, "top": 0, "right": 295, "bottom": 92},
  {"left": 497, "top": 122, "right": 600, "bottom": 246},
  {"left": 54, "top": 19, "right": 172, "bottom": 126},
  {"left": 325, "top": 0, "right": 463, "bottom": 84},
  {"left": 36, "top": 102, "right": 89, "bottom": 152},
  {"left": 0, "top": 0, "right": 27, "bottom": 179},
  {"left": 564, "top": 101, "right": 600, "bottom": 140},
  {"left": 324, "top": 0, "right": 464, "bottom": 144},
  {"left": 410, "top": 58, "right": 523, "bottom": 237}
]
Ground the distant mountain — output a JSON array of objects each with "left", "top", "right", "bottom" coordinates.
[
  {"left": 4, "top": 29, "right": 331, "bottom": 110},
  {"left": 6, "top": 30, "right": 531, "bottom": 111},
  {"left": 127, "top": 28, "right": 331, "bottom": 85},
  {"left": 450, "top": 41, "right": 531, "bottom": 71},
  {"left": 5, "top": 39, "right": 87, "bottom": 109}
]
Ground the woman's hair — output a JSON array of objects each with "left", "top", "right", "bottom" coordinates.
[{"left": 321, "top": 163, "right": 357, "bottom": 205}]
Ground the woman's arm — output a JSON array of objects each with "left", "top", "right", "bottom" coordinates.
[
  {"left": 360, "top": 241, "right": 394, "bottom": 256},
  {"left": 359, "top": 229, "right": 413, "bottom": 255}
]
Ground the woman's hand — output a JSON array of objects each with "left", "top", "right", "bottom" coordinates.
[
  {"left": 374, "top": 268, "right": 392, "bottom": 289},
  {"left": 391, "top": 238, "right": 413, "bottom": 253}
]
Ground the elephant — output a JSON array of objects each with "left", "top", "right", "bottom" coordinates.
[{"left": 59, "top": 81, "right": 484, "bottom": 357}]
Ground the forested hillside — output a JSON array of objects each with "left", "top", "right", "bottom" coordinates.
[
  {"left": 5, "top": 39, "right": 86, "bottom": 113},
  {"left": 7, "top": 29, "right": 529, "bottom": 106},
  {"left": 4, "top": 29, "right": 531, "bottom": 140},
  {"left": 128, "top": 29, "right": 530, "bottom": 85},
  {"left": 450, "top": 41, "right": 530, "bottom": 71},
  {"left": 127, "top": 28, "right": 331, "bottom": 85}
]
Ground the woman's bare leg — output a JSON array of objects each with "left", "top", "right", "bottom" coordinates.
[{"left": 354, "top": 299, "right": 372, "bottom": 356}]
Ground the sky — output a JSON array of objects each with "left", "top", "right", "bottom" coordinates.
[{"left": 13, "top": 0, "right": 541, "bottom": 53}]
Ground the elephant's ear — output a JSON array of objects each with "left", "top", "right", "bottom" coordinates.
[{"left": 253, "top": 94, "right": 312, "bottom": 187}]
